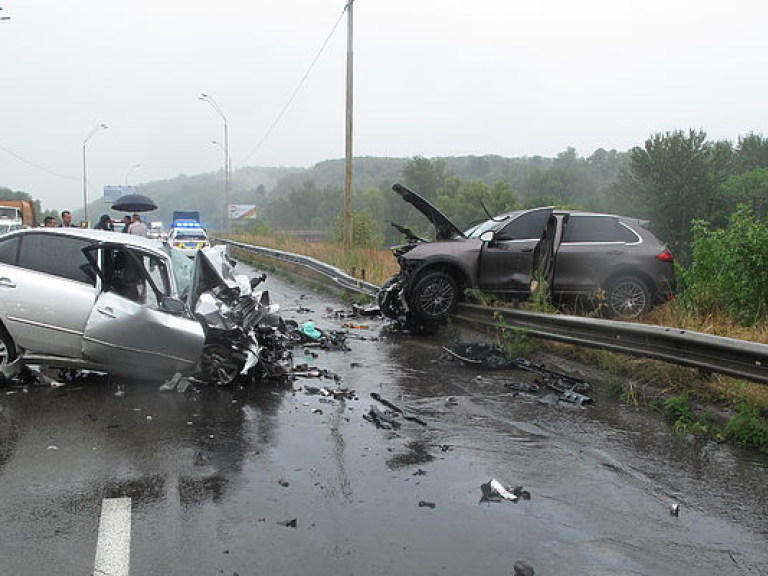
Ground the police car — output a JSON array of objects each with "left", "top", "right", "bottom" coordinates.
[{"left": 168, "top": 219, "right": 210, "bottom": 258}]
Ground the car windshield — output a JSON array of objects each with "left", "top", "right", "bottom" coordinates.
[
  {"left": 464, "top": 216, "right": 509, "bottom": 238},
  {"left": 165, "top": 245, "right": 195, "bottom": 298},
  {"left": 174, "top": 231, "right": 207, "bottom": 241}
]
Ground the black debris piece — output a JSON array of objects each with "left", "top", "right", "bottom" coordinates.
[
  {"left": 278, "top": 518, "right": 297, "bottom": 528},
  {"left": 363, "top": 405, "right": 401, "bottom": 429},
  {"left": 440, "top": 343, "right": 515, "bottom": 369},
  {"left": 370, "top": 393, "right": 427, "bottom": 426},
  {"left": 352, "top": 303, "right": 382, "bottom": 317},
  {"left": 670, "top": 503, "right": 680, "bottom": 517},
  {"left": 413, "top": 468, "right": 427, "bottom": 476},
  {"left": 371, "top": 392, "right": 403, "bottom": 413},
  {"left": 513, "top": 560, "right": 535, "bottom": 576},
  {"left": 418, "top": 500, "right": 436, "bottom": 508}
]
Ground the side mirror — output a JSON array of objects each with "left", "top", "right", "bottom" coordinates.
[
  {"left": 160, "top": 296, "right": 187, "bottom": 315},
  {"left": 479, "top": 230, "right": 495, "bottom": 243}
]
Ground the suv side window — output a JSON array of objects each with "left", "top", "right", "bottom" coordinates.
[
  {"left": 17, "top": 234, "right": 96, "bottom": 285},
  {"left": 496, "top": 209, "right": 551, "bottom": 241},
  {"left": 564, "top": 216, "right": 640, "bottom": 243}
]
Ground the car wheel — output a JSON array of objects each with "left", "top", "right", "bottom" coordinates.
[
  {"left": 606, "top": 276, "right": 651, "bottom": 319},
  {"left": 0, "top": 326, "right": 17, "bottom": 369},
  {"left": 410, "top": 271, "right": 459, "bottom": 321},
  {"left": 200, "top": 344, "right": 242, "bottom": 386}
]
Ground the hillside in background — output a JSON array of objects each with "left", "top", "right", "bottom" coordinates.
[{"left": 69, "top": 149, "right": 625, "bottom": 231}]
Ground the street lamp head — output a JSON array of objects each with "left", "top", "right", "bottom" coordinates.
[{"left": 99, "top": 123, "right": 108, "bottom": 129}]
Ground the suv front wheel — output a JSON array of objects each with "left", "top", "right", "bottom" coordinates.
[
  {"left": 410, "top": 271, "right": 459, "bottom": 321},
  {"left": 606, "top": 276, "right": 651, "bottom": 319}
]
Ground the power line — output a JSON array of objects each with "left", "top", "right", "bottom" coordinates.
[
  {"left": 0, "top": 142, "right": 79, "bottom": 181},
  {"left": 238, "top": 3, "right": 349, "bottom": 167}
]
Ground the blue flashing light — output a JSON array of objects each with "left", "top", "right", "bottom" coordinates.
[{"left": 172, "top": 219, "right": 203, "bottom": 229}]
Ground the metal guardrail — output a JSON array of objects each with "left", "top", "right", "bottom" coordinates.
[
  {"left": 219, "top": 239, "right": 380, "bottom": 297},
  {"left": 217, "top": 238, "right": 768, "bottom": 384},
  {"left": 453, "top": 303, "right": 768, "bottom": 385}
]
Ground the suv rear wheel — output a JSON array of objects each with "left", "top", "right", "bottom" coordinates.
[
  {"left": 606, "top": 276, "right": 651, "bottom": 319},
  {"left": 410, "top": 271, "right": 459, "bottom": 321}
]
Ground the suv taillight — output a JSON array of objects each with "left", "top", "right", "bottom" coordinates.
[{"left": 656, "top": 248, "right": 675, "bottom": 263}]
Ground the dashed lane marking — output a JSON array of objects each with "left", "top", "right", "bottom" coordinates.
[{"left": 93, "top": 497, "right": 131, "bottom": 576}]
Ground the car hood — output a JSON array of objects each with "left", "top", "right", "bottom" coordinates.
[
  {"left": 392, "top": 183, "right": 466, "bottom": 240},
  {"left": 187, "top": 245, "right": 249, "bottom": 309}
]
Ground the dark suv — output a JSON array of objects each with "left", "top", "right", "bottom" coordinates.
[{"left": 378, "top": 184, "right": 675, "bottom": 326}]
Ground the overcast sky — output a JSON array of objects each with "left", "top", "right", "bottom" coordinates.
[{"left": 1, "top": 0, "right": 766, "bottom": 212}]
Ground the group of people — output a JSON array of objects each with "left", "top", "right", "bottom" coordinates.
[{"left": 42, "top": 211, "right": 148, "bottom": 237}]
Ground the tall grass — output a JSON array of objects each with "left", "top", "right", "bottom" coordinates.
[{"left": 231, "top": 233, "right": 399, "bottom": 285}]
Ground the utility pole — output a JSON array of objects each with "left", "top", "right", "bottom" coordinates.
[{"left": 343, "top": 0, "right": 354, "bottom": 248}]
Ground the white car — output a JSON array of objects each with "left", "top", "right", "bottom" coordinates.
[{"left": 169, "top": 225, "right": 210, "bottom": 257}]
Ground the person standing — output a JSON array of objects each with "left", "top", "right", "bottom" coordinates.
[
  {"left": 43, "top": 216, "right": 57, "bottom": 227},
  {"left": 121, "top": 215, "right": 132, "bottom": 233},
  {"left": 127, "top": 213, "right": 148, "bottom": 237},
  {"left": 59, "top": 210, "right": 74, "bottom": 228},
  {"left": 94, "top": 214, "right": 114, "bottom": 231}
]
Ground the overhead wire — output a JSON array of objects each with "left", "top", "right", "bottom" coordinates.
[
  {"left": 238, "top": 2, "right": 349, "bottom": 167},
  {"left": 0, "top": 141, "right": 79, "bottom": 181}
]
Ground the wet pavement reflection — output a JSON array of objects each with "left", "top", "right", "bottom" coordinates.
[{"left": 0, "top": 261, "right": 767, "bottom": 575}]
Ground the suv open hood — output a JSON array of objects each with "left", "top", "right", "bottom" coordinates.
[{"left": 392, "top": 183, "right": 466, "bottom": 240}]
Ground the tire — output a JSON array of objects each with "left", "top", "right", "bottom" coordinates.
[
  {"left": 377, "top": 274, "right": 404, "bottom": 319},
  {"left": 606, "top": 276, "right": 651, "bottom": 319},
  {"left": 410, "top": 271, "right": 459, "bottom": 322},
  {"left": 0, "top": 325, "right": 17, "bottom": 370},
  {"left": 200, "top": 344, "right": 243, "bottom": 386}
]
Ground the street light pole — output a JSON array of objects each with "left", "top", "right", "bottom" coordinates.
[
  {"left": 199, "top": 93, "right": 229, "bottom": 230},
  {"left": 82, "top": 123, "right": 108, "bottom": 226},
  {"left": 124, "top": 163, "right": 141, "bottom": 187}
]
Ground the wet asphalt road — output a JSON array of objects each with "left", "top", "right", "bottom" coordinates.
[{"left": 1, "top": 263, "right": 767, "bottom": 576}]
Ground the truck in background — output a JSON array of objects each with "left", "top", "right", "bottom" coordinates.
[
  {"left": 0, "top": 200, "right": 38, "bottom": 234},
  {"left": 172, "top": 210, "right": 201, "bottom": 226}
]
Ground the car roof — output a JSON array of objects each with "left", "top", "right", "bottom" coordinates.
[{"left": 5, "top": 227, "right": 170, "bottom": 254}]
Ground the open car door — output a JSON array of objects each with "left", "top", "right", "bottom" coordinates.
[
  {"left": 530, "top": 213, "right": 567, "bottom": 301},
  {"left": 81, "top": 243, "right": 205, "bottom": 380}
]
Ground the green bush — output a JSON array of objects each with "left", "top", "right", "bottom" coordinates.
[
  {"left": 725, "top": 401, "right": 768, "bottom": 452},
  {"left": 331, "top": 212, "right": 384, "bottom": 248},
  {"left": 677, "top": 206, "right": 768, "bottom": 325}
]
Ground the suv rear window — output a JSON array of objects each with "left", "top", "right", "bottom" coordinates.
[{"left": 563, "top": 216, "right": 640, "bottom": 243}]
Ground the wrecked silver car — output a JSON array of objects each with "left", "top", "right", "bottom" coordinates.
[{"left": 0, "top": 228, "right": 290, "bottom": 385}]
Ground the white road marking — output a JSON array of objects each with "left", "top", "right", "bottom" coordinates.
[{"left": 93, "top": 497, "right": 131, "bottom": 576}]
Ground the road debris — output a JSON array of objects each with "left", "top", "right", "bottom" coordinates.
[
  {"left": 369, "top": 393, "right": 427, "bottom": 426},
  {"left": 479, "top": 479, "right": 530, "bottom": 504},
  {"left": 440, "top": 343, "right": 515, "bottom": 369},
  {"left": 418, "top": 500, "right": 436, "bottom": 508},
  {"left": 513, "top": 560, "right": 535, "bottom": 576},
  {"left": 363, "top": 405, "right": 401, "bottom": 429},
  {"left": 670, "top": 503, "right": 680, "bottom": 517},
  {"left": 277, "top": 518, "right": 297, "bottom": 528}
]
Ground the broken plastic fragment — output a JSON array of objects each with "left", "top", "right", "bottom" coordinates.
[{"left": 300, "top": 321, "right": 322, "bottom": 340}]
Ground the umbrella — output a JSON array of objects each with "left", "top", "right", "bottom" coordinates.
[{"left": 111, "top": 193, "right": 157, "bottom": 212}]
